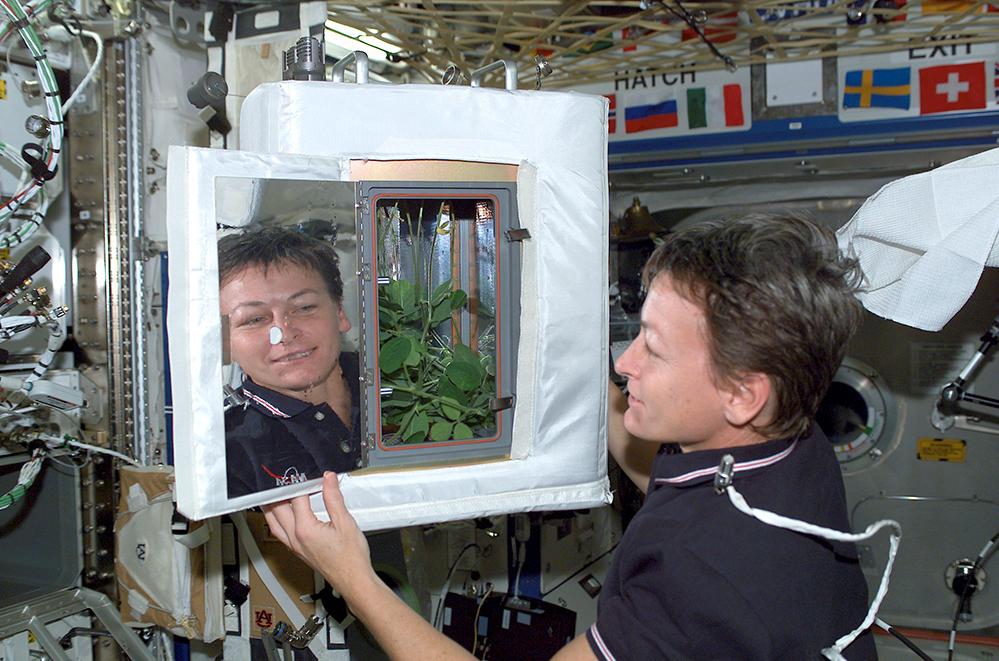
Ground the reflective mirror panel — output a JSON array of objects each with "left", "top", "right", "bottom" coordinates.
[{"left": 214, "top": 177, "right": 362, "bottom": 498}]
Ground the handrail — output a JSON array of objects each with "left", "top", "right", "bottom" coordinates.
[
  {"left": 469, "top": 59, "right": 518, "bottom": 91},
  {"left": 332, "top": 50, "right": 370, "bottom": 84}
]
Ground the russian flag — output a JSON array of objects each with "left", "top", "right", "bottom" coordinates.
[{"left": 625, "top": 97, "right": 678, "bottom": 133}]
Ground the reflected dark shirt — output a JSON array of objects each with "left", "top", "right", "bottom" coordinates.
[{"left": 225, "top": 352, "right": 361, "bottom": 499}]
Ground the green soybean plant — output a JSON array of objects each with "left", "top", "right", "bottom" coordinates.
[{"left": 375, "top": 203, "right": 496, "bottom": 444}]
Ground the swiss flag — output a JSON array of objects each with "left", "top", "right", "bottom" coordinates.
[{"left": 919, "top": 62, "right": 986, "bottom": 114}]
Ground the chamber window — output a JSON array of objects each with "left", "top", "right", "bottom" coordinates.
[
  {"left": 361, "top": 184, "right": 518, "bottom": 468},
  {"left": 375, "top": 197, "right": 499, "bottom": 445}
]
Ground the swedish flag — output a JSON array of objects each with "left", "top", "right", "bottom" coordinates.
[{"left": 843, "top": 67, "right": 911, "bottom": 110}]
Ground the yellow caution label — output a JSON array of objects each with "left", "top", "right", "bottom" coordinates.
[
  {"left": 0, "top": 79, "right": 6, "bottom": 99},
  {"left": 0, "top": 249, "right": 9, "bottom": 261},
  {"left": 916, "top": 438, "right": 966, "bottom": 462}
]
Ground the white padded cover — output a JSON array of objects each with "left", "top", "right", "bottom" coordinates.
[{"left": 168, "top": 82, "right": 610, "bottom": 527}]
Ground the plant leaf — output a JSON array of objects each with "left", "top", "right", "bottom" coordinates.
[
  {"left": 438, "top": 376, "right": 469, "bottom": 405},
  {"left": 453, "top": 422, "right": 474, "bottom": 439},
  {"left": 385, "top": 279, "right": 402, "bottom": 306},
  {"left": 445, "top": 361, "right": 482, "bottom": 392},
  {"left": 430, "top": 420, "right": 454, "bottom": 441},
  {"left": 406, "top": 411, "right": 430, "bottom": 442},
  {"left": 431, "top": 280, "right": 452, "bottom": 305},
  {"left": 441, "top": 398, "right": 461, "bottom": 421},
  {"left": 450, "top": 289, "right": 468, "bottom": 311},
  {"left": 452, "top": 342, "right": 474, "bottom": 363},
  {"left": 381, "top": 390, "right": 414, "bottom": 410},
  {"left": 430, "top": 300, "right": 452, "bottom": 325},
  {"left": 379, "top": 307, "right": 401, "bottom": 325},
  {"left": 380, "top": 336, "right": 413, "bottom": 374},
  {"left": 453, "top": 343, "right": 487, "bottom": 382},
  {"left": 396, "top": 407, "right": 416, "bottom": 438},
  {"left": 403, "top": 341, "right": 422, "bottom": 367},
  {"left": 391, "top": 279, "right": 416, "bottom": 313}
]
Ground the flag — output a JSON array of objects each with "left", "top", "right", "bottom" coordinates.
[
  {"left": 620, "top": 19, "right": 670, "bottom": 51},
  {"left": 606, "top": 94, "right": 617, "bottom": 133},
  {"left": 875, "top": 0, "right": 908, "bottom": 22},
  {"left": 686, "top": 84, "right": 745, "bottom": 129},
  {"left": 681, "top": 11, "right": 738, "bottom": 44},
  {"left": 919, "top": 62, "right": 986, "bottom": 114},
  {"left": 625, "top": 96, "right": 678, "bottom": 133},
  {"left": 620, "top": 25, "right": 651, "bottom": 52},
  {"left": 922, "top": 0, "right": 985, "bottom": 13},
  {"left": 843, "top": 67, "right": 911, "bottom": 109},
  {"left": 620, "top": 27, "right": 638, "bottom": 52}
]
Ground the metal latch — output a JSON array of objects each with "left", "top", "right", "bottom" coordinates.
[
  {"left": 714, "top": 454, "right": 735, "bottom": 494},
  {"left": 222, "top": 384, "right": 247, "bottom": 412},
  {"left": 505, "top": 228, "right": 531, "bottom": 242},
  {"left": 271, "top": 615, "right": 324, "bottom": 650},
  {"left": 489, "top": 395, "right": 516, "bottom": 412}
]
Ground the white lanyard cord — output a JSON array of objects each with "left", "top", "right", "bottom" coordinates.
[{"left": 722, "top": 482, "right": 901, "bottom": 660}]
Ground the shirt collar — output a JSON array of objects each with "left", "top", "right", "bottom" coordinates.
[
  {"left": 650, "top": 436, "right": 798, "bottom": 491},
  {"left": 240, "top": 378, "right": 313, "bottom": 418}
]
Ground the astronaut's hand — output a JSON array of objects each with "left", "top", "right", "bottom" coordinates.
[{"left": 263, "top": 472, "right": 378, "bottom": 601}]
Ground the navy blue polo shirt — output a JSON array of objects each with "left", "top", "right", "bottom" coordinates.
[
  {"left": 225, "top": 352, "right": 361, "bottom": 499},
  {"left": 588, "top": 429, "right": 877, "bottom": 660}
]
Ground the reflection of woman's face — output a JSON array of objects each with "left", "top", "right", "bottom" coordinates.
[{"left": 220, "top": 261, "right": 350, "bottom": 401}]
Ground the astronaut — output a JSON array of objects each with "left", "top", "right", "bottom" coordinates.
[
  {"left": 218, "top": 226, "right": 359, "bottom": 499},
  {"left": 261, "top": 214, "right": 876, "bottom": 659}
]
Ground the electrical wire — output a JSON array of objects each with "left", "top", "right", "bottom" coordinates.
[
  {"left": 947, "top": 528, "right": 999, "bottom": 661},
  {"left": 640, "top": 0, "right": 736, "bottom": 72},
  {"left": 470, "top": 585, "right": 493, "bottom": 656},
  {"left": 0, "top": 446, "right": 43, "bottom": 509},
  {"left": 0, "top": 0, "right": 49, "bottom": 44},
  {"left": 539, "top": 542, "right": 619, "bottom": 598},
  {"left": 0, "top": 402, "right": 40, "bottom": 433},
  {"left": 46, "top": 449, "right": 90, "bottom": 471},
  {"left": 0, "top": 0, "right": 63, "bottom": 224},
  {"left": 0, "top": 189, "right": 48, "bottom": 248},
  {"left": 433, "top": 542, "right": 480, "bottom": 630},
  {"left": 874, "top": 619, "right": 933, "bottom": 661},
  {"left": 37, "top": 432, "right": 142, "bottom": 466},
  {"left": 62, "top": 28, "right": 102, "bottom": 112},
  {"left": 511, "top": 541, "right": 525, "bottom": 600},
  {"left": 19, "top": 318, "right": 65, "bottom": 393},
  {"left": 63, "top": 437, "right": 142, "bottom": 466}
]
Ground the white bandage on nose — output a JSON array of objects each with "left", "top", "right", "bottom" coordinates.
[{"left": 269, "top": 326, "right": 283, "bottom": 345}]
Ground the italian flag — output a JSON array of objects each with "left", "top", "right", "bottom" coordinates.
[{"left": 686, "top": 84, "right": 745, "bottom": 129}]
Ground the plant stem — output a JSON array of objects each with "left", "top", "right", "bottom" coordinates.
[{"left": 388, "top": 384, "right": 478, "bottom": 415}]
